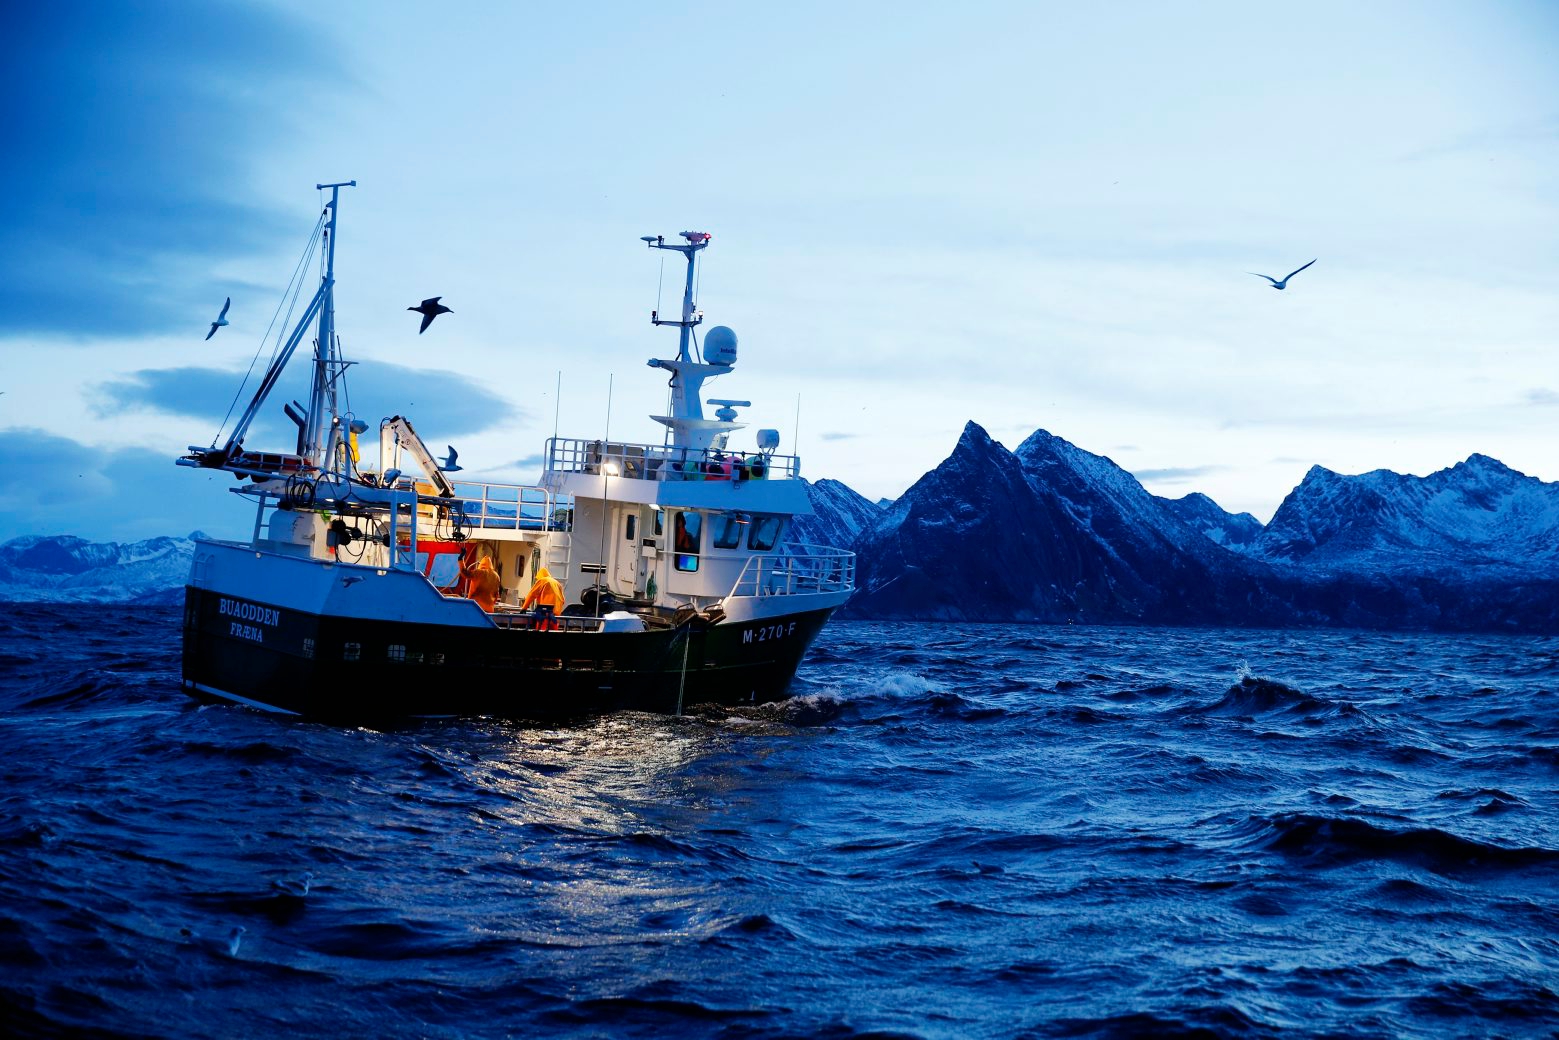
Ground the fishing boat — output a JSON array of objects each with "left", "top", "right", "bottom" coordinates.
[{"left": 177, "top": 182, "right": 854, "bottom": 720}]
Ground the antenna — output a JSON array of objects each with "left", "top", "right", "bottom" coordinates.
[
  {"left": 596, "top": 373, "right": 614, "bottom": 618},
  {"left": 794, "top": 393, "right": 802, "bottom": 469},
  {"left": 552, "top": 370, "right": 562, "bottom": 446},
  {"left": 643, "top": 230, "right": 711, "bottom": 362}
]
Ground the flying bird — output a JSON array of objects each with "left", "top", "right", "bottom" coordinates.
[
  {"left": 439, "top": 446, "right": 462, "bottom": 472},
  {"left": 1248, "top": 259, "right": 1316, "bottom": 290},
  {"left": 409, "top": 297, "right": 452, "bottom": 333},
  {"left": 206, "top": 297, "right": 231, "bottom": 340}
]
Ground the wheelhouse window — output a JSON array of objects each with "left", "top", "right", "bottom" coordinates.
[
  {"left": 414, "top": 550, "right": 462, "bottom": 589},
  {"left": 712, "top": 513, "right": 744, "bottom": 549},
  {"left": 747, "top": 515, "right": 782, "bottom": 551},
  {"left": 673, "top": 511, "right": 702, "bottom": 572}
]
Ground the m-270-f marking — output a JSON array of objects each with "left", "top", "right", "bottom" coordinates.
[{"left": 743, "top": 621, "right": 797, "bottom": 644}]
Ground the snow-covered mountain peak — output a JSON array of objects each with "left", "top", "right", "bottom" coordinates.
[
  {"left": 1255, "top": 452, "right": 1558, "bottom": 570},
  {"left": 0, "top": 533, "right": 196, "bottom": 603},
  {"left": 788, "top": 479, "right": 884, "bottom": 550},
  {"left": 1157, "top": 492, "right": 1264, "bottom": 549}
]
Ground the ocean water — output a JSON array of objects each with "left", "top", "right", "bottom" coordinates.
[{"left": 2, "top": 607, "right": 1557, "bottom": 1039}]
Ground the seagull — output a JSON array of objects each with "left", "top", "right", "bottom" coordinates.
[
  {"left": 1248, "top": 259, "right": 1316, "bottom": 290},
  {"left": 439, "top": 446, "right": 462, "bottom": 472},
  {"left": 206, "top": 297, "right": 231, "bottom": 340},
  {"left": 409, "top": 296, "right": 452, "bottom": 333}
]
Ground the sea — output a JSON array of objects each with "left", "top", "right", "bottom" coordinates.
[{"left": 1, "top": 605, "right": 1557, "bottom": 1040}]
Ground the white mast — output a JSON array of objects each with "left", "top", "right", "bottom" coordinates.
[{"left": 641, "top": 231, "right": 745, "bottom": 455}]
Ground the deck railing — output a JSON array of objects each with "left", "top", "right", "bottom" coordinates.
[
  {"left": 546, "top": 437, "right": 801, "bottom": 483},
  {"left": 445, "top": 480, "right": 570, "bottom": 531},
  {"left": 727, "top": 542, "right": 856, "bottom": 599}
]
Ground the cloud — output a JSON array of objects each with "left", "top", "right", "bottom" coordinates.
[
  {"left": 1397, "top": 116, "right": 1559, "bottom": 164},
  {"left": 1525, "top": 388, "right": 1559, "bottom": 406},
  {"left": 1131, "top": 464, "right": 1229, "bottom": 484},
  {"left": 502, "top": 454, "right": 547, "bottom": 470},
  {"left": 0, "top": 2, "right": 336, "bottom": 338},
  {"left": 0, "top": 427, "right": 252, "bottom": 543},
  {"left": 96, "top": 361, "right": 519, "bottom": 441},
  {"left": 819, "top": 431, "right": 859, "bottom": 441}
]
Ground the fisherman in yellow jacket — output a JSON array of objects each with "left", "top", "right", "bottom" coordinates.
[
  {"left": 522, "top": 566, "right": 565, "bottom": 629},
  {"left": 459, "top": 551, "right": 501, "bottom": 613}
]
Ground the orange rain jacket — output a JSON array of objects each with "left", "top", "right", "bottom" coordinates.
[
  {"left": 460, "top": 555, "right": 501, "bottom": 613},
  {"left": 521, "top": 566, "right": 565, "bottom": 614}
]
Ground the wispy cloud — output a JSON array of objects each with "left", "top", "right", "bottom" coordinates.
[
  {"left": 96, "top": 362, "right": 519, "bottom": 441},
  {"left": 0, "top": 427, "right": 249, "bottom": 542},
  {"left": 1397, "top": 116, "right": 1559, "bottom": 163},
  {"left": 0, "top": 2, "right": 337, "bottom": 338},
  {"left": 1132, "top": 464, "right": 1228, "bottom": 484},
  {"left": 819, "top": 431, "right": 859, "bottom": 441},
  {"left": 1525, "top": 388, "right": 1559, "bottom": 406}
]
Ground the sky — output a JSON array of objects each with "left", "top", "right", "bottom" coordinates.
[{"left": 2, "top": 0, "right": 1556, "bottom": 543}]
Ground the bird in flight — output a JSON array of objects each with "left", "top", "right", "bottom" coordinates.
[
  {"left": 440, "top": 446, "right": 462, "bottom": 472},
  {"left": 409, "top": 297, "right": 452, "bottom": 333},
  {"left": 206, "top": 297, "right": 231, "bottom": 340},
  {"left": 1248, "top": 259, "right": 1316, "bottom": 290}
]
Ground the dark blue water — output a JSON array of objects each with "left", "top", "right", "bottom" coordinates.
[{"left": 2, "top": 607, "right": 1557, "bottom": 1039}]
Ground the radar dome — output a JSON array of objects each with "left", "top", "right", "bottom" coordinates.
[{"left": 704, "top": 325, "right": 738, "bottom": 365}]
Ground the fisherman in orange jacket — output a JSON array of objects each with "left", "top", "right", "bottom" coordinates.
[
  {"left": 521, "top": 566, "right": 566, "bottom": 629},
  {"left": 459, "top": 551, "right": 501, "bottom": 613}
]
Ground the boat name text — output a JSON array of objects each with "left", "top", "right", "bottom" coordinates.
[
  {"left": 220, "top": 597, "right": 280, "bottom": 644},
  {"left": 743, "top": 621, "right": 797, "bottom": 644}
]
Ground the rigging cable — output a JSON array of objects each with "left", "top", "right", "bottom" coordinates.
[{"left": 213, "top": 213, "right": 326, "bottom": 446}]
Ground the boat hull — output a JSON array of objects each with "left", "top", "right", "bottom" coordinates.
[{"left": 181, "top": 586, "right": 835, "bottom": 721}]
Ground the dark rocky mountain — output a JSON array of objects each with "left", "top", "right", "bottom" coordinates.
[
  {"left": 1157, "top": 492, "right": 1264, "bottom": 550},
  {"left": 848, "top": 423, "right": 1293, "bottom": 624},
  {"left": 789, "top": 479, "right": 883, "bottom": 551}
]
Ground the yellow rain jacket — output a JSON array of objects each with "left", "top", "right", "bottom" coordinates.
[
  {"left": 460, "top": 554, "right": 501, "bottom": 613},
  {"left": 522, "top": 566, "right": 565, "bottom": 614}
]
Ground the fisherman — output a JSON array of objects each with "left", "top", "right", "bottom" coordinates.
[
  {"left": 522, "top": 566, "right": 565, "bottom": 630},
  {"left": 459, "top": 550, "right": 501, "bottom": 613}
]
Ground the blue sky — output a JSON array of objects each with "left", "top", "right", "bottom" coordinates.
[{"left": 2, "top": 0, "right": 1556, "bottom": 542}]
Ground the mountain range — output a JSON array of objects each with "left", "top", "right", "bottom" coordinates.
[
  {"left": 5, "top": 429, "right": 1556, "bottom": 632},
  {"left": 0, "top": 533, "right": 198, "bottom": 605},
  {"left": 811, "top": 423, "right": 1559, "bottom": 632}
]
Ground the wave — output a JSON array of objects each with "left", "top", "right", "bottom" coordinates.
[
  {"left": 1407, "top": 977, "right": 1559, "bottom": 1023},
  {"left": 1241, "top": 812, "right": 1559, "bottom": 875},
  {"left": 1049, "top": 1006, "right": 1272, "bottom": 1039},
  {"left": 924, "top": 691, "right": 1008, "bottom": 722},
  {"left": 1196, "top": 676, "right": 1367, "bottom": 724},
  {"left": 14, "top": 675, "right": 115, "bottom": 710}
]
